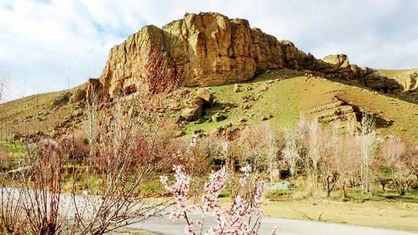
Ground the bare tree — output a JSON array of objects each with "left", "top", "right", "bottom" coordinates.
[
  {"left": 382, "top": 139, "right": 417, "bottom": 195},
  {"left": 357, "top": 114, "right": 379, "bottom": 193},
  {"left": 282, "top": 127, "right": 300, "bottom": 177},
  {"left": 0, "top": 69, "right": 10, "bottom": 102},
  {"left": 69, "top": 91, "right": 173, "bottom": 234},
  {"left": 305, "top": 120, "right": 325, "bottom": 189}
]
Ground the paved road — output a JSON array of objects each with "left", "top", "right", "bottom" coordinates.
[
  {"left": 2, "top": 188, "right": 416, "bottom": 235},
  {"left": 128, "top": 213, "right": 417, "bottom": 235}
]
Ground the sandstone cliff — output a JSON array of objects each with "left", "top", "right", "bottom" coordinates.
[
  {"left": 98, "top": 12, "right": 319, "bottom": 98},
  {"left": 96, "top": 12, "right": 403, "bottom": 99}
]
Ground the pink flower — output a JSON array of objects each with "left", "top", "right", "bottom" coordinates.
[
  {"left": 162, "top": 164, "right": 276, "bottom": 234},
  {"left": 240, "top": 165, "right": 252, "bottom": 186}
]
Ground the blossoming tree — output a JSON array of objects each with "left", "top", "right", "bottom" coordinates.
[{"left": 161, "top": 165, "right": 278, "bottom": 235}]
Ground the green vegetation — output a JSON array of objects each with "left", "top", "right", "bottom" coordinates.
[
  {"left": 179, "top": 69, "right": 418, "bottom": 143},
  {"left": 51, "top": 92, "right": 71, "bottom": 107},
  {"left": 0, "top": 140, "right": 26, "bottom": 156},
  {"left": 183, "top": 70, "right": 306, "bottom": 135}
]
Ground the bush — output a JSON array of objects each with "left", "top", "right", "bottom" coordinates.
[{"left": 51, "top": 92, "right": 71, "bottom": 107}]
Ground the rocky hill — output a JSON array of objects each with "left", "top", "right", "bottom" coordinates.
[
  {"left": 94, "top": 12, "right": 412, "bottom": 100},
  {"left": 1, "top": 12, "right": 417, "bottom": 144}
]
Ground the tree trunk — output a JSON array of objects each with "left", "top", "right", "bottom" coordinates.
[{"left": 342, "top": 180, "right": 347, "bottom": 198}]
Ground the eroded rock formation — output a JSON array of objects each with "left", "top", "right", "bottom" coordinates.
[
  {"left": 96, "top": 12, "right": 404, "bottom": 99},
  {"left": 98, "top": 12, "right": 317, "bottom": 98}
]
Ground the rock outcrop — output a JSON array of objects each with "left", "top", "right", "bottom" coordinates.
[
  {"left": 99, "top": 12, "right": 316, "bottom": 98},
  {"left": 86, "top": 78, "right": 103, "bottom": 104},
  {"left": 406, "top": 72, "right": 418, "bottom": 92},
  {"left": 96, "top": 12, "right": 404, "bottom": 99}
]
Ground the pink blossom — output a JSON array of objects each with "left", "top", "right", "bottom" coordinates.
[
  {"left": 240, "top": 165, "right": 252, "bottom": 186},
  {"left": 162, "top": 164, "right": 276, "bottom": 235}
]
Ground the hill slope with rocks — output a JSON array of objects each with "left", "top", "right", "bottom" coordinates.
[{"left": 0, "top": 12, "right": 417, "bottom": 144}]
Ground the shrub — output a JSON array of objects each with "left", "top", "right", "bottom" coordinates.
[{"left": 51, "top": 92, "right": 71, "bottom": 107}]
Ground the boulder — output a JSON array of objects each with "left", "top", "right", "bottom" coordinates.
[
  {"left": 240, "top": 104, "right": 252, "bottom": 109},
  {"left": 196, "top": 88, "right": 213, "bottom": 104},
  {"left": 259, "top": 84, "right": 269, "bottom": 91},
  {"left": 405, "top": 72, "right": 418, "bottom": 92},
  {"left": 322, "top": 54, "right": 350, "bottom": 69},
  {"left": 51, "top": 92, "right": 71, "bottom": 107},
  {"left": 234, "top": 84, "right": 241, "bottom": 93},
  {"left": 239, "top": 117, "right": 247, "bottom": 123},
  {"left": 180, "top": 106, "right": 202, "bottom": 121}
]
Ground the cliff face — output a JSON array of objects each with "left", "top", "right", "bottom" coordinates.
[
  {"left": 98, "top": 12, "right": 403, "bottom": 99},
  {"left": 99, "top": 12, "right": 314, "bottom": 97}
]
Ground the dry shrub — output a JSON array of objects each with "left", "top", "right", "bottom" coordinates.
[
  {"left": 22, "top": 139, "right": 65, "bottom": 235},
  {"left": 381, "top": 139, "right": 418, "bottom": 195},
  {"left": 67, "top": 93, "right": 175, "bottom": 234},
  {"left": 0, "top": 186, "right": 27, "bottom": 234}
]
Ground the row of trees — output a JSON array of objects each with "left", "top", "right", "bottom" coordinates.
[
  {"left": 176, "top": 116, "right": 417, "bottom": 198},
  {"left": 278, "top": 116, "right": 417, "bottom": 196}
]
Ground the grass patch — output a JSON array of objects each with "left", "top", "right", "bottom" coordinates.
[
  {"left": 261, "top": 199, "right": 418, "bottom": 231},
  {"left": 0, "top": 140, "right": 26, "bottom": 155},
  {"left": 183, "top": 70, "right": 306, "bottom": 135}
]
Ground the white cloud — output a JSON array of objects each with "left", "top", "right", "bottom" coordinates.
[{"left": 0, "top": 0, "right": 417, "bottom": 101}]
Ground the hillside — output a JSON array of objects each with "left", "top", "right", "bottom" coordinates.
[
  {"left": 0, "top": 12, "right": 417, "bottom": 144},
  {"left": 1, "top": 68, "right": 417, "bottom": 144}
]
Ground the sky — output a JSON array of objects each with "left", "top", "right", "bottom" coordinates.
[{"left": 0, "top": 0, "right": 417, "bottom": 102}]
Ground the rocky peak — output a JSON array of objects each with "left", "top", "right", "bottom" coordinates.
[
  {"left": 98, "top": 12, "right": 314, "bottom": 98},
  {"left": 95, "top": 12, "right": 404, "bottom": 100}
]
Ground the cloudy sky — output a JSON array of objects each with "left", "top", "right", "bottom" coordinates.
[{"left": 0, "top": 0, "right": 417, "bottom": 101}]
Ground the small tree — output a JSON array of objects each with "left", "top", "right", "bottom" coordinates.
[
  {"left": 357, "top": 114, "right": 379, "bottom": 193},
  {"left": 69, "top": 90, "right": 173, "bottom": 234},
  {"left": 161, "top": 165, "right": 277, "bottom": 235},
  {"left": 304, "top": 120, "right": 326, "bottom": 190},
  {"left": 239, "top": 122, "right": 279, "bottom": 181},
  {"left": 382, "top": 139, "right": 417, "bottom": 195},
  {"left": 282, "top": 128, "right": 300, "bottom": 178}
]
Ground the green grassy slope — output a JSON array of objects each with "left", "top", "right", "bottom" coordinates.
[{"left": 1, "top": 69, "right": 417, "bottom": 143}]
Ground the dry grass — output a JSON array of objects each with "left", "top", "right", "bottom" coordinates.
[
  {"left": 218, "top": 196, "right": 418, "bottom": 231},
  {"left": 262, "top": 199, "right": 418, "bottom": 231}
]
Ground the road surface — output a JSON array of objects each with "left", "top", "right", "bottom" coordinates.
[
  {"left": 128, "top": 213, "right": 417, "bottom": 235},
  {"left": 2, "top": 188, "right": 416, "bottom": 235}
]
